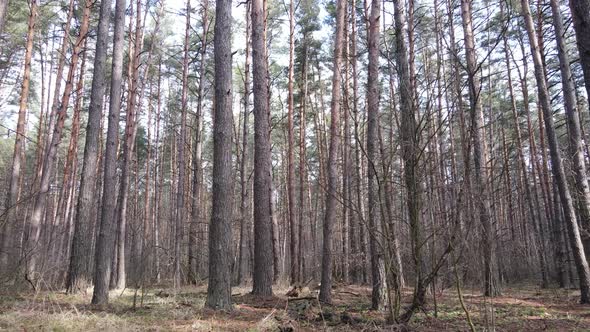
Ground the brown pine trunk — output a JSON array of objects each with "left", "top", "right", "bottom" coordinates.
[
  {"left": 393, "top": 0, "right": 424, "bottom": 322},
  {"left": 154, "top": 60, "right": 163, "bottom": 284},
  {"left": 550, "top": 0, "right": 590, "bottom": 262},
  {"left": 54, "top": 43, "right": 87, "bottom": 277},
  {"left": 287, "top": 0, "right": 298, "bottom": 286},
  {"left": 319, "top": 0, "right": 345, "bottom": 305},
  {"left": 205, "top": 0, "right": 234, "bottom": 310},
  {"left": 44, "top": 0, "right": 75, "bottom": 168},
  {"left": 460, "top": 0, "right": 497, "bottom": 297},
  {"left": 350, "top": 0, "right": 366, "bottom": 284},
  {"left": 91, "top": 0, "right": 127, "bottom": 306},
  {"left": 501, "top": 3, "right": 548, "bottom": 287},
  {"left": 173, "top": 0, "right": 191, "bottom": 288},
  {"left": 114, "top": 0, "right": 147, "bottom": 290},
  {"left": 366, "top": 0, "right": 386, "bottom": 311},
  {"left": 67, "top": 0, "right": 113, "bottom": 293},
  {"left": 568, "top": 0, "right": 590, "bottom": 104},
  {"left": 251, "top": 0, "right": 273, "bottom": 296},
  {"left": 189, "top": 0, "right": 209, "bottom": 285},
  {"left": 298, "top": 42, "right": 309, "bottom": 282},
  {"left": 1, "top": 0, "right": 37, "bottom": 272}
]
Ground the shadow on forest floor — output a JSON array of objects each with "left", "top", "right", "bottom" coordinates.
[{"left": 0, "top": 283, "right": 589, "bottom": 331}]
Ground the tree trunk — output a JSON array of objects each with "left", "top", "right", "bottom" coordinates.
[
  {"left": 366, "top": 0, "right": 386, "bottom": 311},
  {"left": 1, "top": 0, "right": 36, "bottom": 272},
  {"left": 298, "top": 34, "right": 309, "bottom": 282},
  {"left": 174, "top": 0, "right": 191, "bottom": 288},
  {"left": 114, "top": 0, "right": 144, "bottom": 291},
  {"left": 287, "top": 0, "right": 298, "bottom": 286},
  {"left": 393, "top": 0, "right": 423, "bottom": 321},
  {"left": 550, "top": 0, "right": 590, "bottom": 262},
  {"left": 251, "top": 0, "right": 274, "bottom": 296},
  {"left": 568, "top": 0, "right": 590, "bottom": 104},
  {"left": 205, "top": 0, "right": 234, "bottom": 310},
  {"left": 189, "top": 0, "right": 209, "bottom": 285},
  {"left": 91, "top": 0, "right": 127, "bottom": 306},
  {"left": 319, "top": 0, "right": 345, "bottom": 305},
  {"left": 460, "top": 0, "right": 497, "bottom": 297},
  {"left": 350, "top": 0, "right": 366, "bottom": 284},
  {"left": 67, "top": 0, "right": 114, "bottom": 294}
]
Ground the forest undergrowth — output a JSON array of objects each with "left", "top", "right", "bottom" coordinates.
[{"left": 1, "top": 283, "right": 588, "bottom": 331}]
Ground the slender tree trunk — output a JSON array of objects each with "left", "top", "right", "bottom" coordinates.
[
  {"left": 568, "top": 0, "right": 590, "bottom": 103},
  {"left": 189, "top": 0, "right": 209, "bottom": 285},
  {"left": 91, "top": 0, "right": 127, "bottom": 306},
  {"left": 251, "top": 0, "right": 273, "bottom": 296},
  {"left": 237, "top": 0, "right": 251, "bottom": 285},
  {"left": 287, "top": 0, "right": 299, "bottom": 286},
  {"left": 114, "top": 0, "right": 144, "bottom": 290},
  {"left": 67, "top": 0, "right": 114, "bottom": 294},
  {"left": 55, "top": 42, "right": 86, "bottom": 277},
  {"left": 460, "top": 0, "right": 497, "bottom": 297},
  {"left": 44, "top": 0, "right": 75, "bottom": 167},
  {"left": 319, "top": 0, "right": 345, "bottom": 304},
  {"left": 550, "top": 0, "right": 590, "bottom": 261},
  {"left": 173, "top": 0, "right": 191, "bottom": 288},
  {"left": 298, "top": 33, "right": 310, "bottom": 282},
  {"left": 366, "top": 0, "right": 386, "bottom": 311},
  {"left": 1, "top": 0, "right": 36, "bottom": 272},
  {"left": 350, "top": 0, "right": 366, "bottom": 284},
  {"left": 393, "top": 0, "right": 424, "bottom": 322},
  {"left": 154, "top": 60, "right": 163, "bottom": 284},
  {"left": 205, "top": 0, "right": 234, "bottom": 310}
]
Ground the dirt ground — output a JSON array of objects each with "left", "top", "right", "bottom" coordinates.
[{"left": 0, "top": 283, "right": 589, "bottom": 331}]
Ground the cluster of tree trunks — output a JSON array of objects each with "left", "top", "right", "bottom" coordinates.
[{"left": 3, "top": 0, "right": 590, "bottom": 323}]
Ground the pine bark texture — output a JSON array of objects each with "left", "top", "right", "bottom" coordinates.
[
  {"left": 319, "top": 0, "right": 346, "bottom": 305},
  {"left": 366, "top": 0, "right": 386, "bottom": 311},
  {"left": 251, "top": 0, "right": 274, "bottom": 296},
  {"left": 206, "top": 0, "right": 234, "bottom": 311},
  {"left": 67, "top": 0, "right": 114, "bottom": 294},
  {"left": 92, "top": 0, "right": 127, "bottom": 306}
]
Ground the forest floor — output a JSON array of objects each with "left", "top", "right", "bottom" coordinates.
[{"left": 1, "top": 282, "right": 589, "bottom": 331}]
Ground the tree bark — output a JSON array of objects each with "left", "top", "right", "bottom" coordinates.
[
  {"left": 91, "top": 0, "right": 127, "bottom": 306},
  {"left": 1, "top": 0, "right": 36, "bottom": 272},
  {"left": 319, "top": 0, "right": 345, "bottom": 305},
  {"left": 550, "top": 0, "right": 590, "bottom": 262},
  {"left": 174, "top": 0, "right": 191, "bottom": 288},
  {"left": 287, "top": 0, "right": 299, "bottom": 286},
  {"left": 67, "top": 0, "right": 114, "bottom": 294},
  {"left": 568, "top": 0, "right": 590, "bottom": 104},
  {"left": 114, "top": 0, "right": 144, "bottom": 290},
  {"left": 392, "top": 0, "right": 423, "bottom": 321},
  {"left": 460, "top": 0, "right": 497, "bottom": 297},
  {"left": 205, "top": 0, "right": 234, "bottom": 310},
  {"left": 366, "top": 0, "right": 386, "bottom": 311},
  {"left": 251, "top": 0, "right": 274, "bottom": 296},
  {"left": 189, "top": 0, "right": 209, "bottom": 285}
]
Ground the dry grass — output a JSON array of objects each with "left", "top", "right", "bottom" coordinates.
[{"left": 0, "top": 283, "right": 589, "bottom": 331}]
